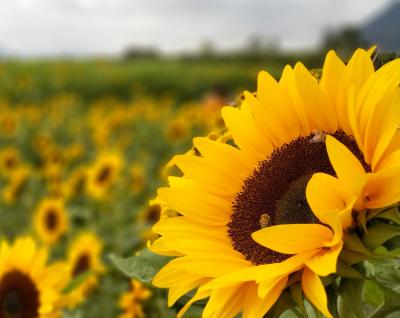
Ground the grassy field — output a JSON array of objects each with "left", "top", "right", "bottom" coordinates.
[{"left": 0, "top": 54, "right": 324, "bottom": 103}]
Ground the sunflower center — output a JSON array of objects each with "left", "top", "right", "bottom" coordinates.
[
  {"left": 228, "top": 130, "right": 369, "bottom": 265},
  {"left": 72, "top": 254, "right": 90, "bottom": 277},
  {"left": 45, "top": 209, "right": 58, "bottom": 231},
  {"left": 96, "top": 166, "right": 111, "bottom": 184},
  {"left": 0, "top": 270, "right": 39, "bottom": 318},
  {"left": 147, "top": 205, "right": 161, "bottom": 224}
]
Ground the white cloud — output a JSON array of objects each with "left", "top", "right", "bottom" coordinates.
[{"left": 0, "top": 0, "right": 393, "bottom": 56}]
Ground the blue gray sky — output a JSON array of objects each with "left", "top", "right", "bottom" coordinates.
[{"left": 0, "top": 0, "right": 394, "bottom": 56}]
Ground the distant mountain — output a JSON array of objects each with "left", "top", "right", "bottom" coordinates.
[{"left": 361, "top": 1, "right": 400, "bottom": 51}]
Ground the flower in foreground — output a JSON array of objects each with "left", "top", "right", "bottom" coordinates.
[
  {"left": 150, "top": 49, "right": 400, "bottom": 318},
  {"left": 0, "top": 237, "right": 67, "bottom": 318}
]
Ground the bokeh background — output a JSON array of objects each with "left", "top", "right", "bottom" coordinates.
[{"left": 0, "top": 0, "right": 399, "bottom": 317}]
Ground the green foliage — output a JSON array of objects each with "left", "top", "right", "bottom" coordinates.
[{"left": 110, "top": 250, "right": 172, "bottom": 284}]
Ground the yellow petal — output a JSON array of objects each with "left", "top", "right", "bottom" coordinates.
[
  {"left": 320, "top": 51, "right": 347, "bottom": 115},
  {"left": 302, "top": 267, "right": 333, "bottom": 318},
  {"left": 340, "top": 49, "right": 374, "bottom": 135},
  {"left": 305, "top": 240, "right": 343, "bottom": 276},
  {"left": 326, "top": 135, "right": 366, "bottom": 182},
  {"left": 257, "top": 275, "right": 288, "bottom": 299},
  {"left": 256, "top": 71, "right": 301, "bottom": 146},
  {"left": 203, "top": 284, "right": 245, "bottom": 318},
  {"left": 252, "top": 224, "right": 332, "bottom": 254},
  {"left": 221, "top": 105, "right": 273, "bottom": 161},
  {"left": 306, "top": 172, "right": 346, "bottom": 224},
  {"left": 177, "top": 288, "right": 210, "bottom": 318},
  {"left": 157, "top": 183, "right": 231, "bottom": 226},
  {"left": 243, "top": 279, "right": 287, "bottom": 318},
  {"left": 168, "top": 277, "right": 209, "bottom": 307},
  {"left": 294, "top": 62, "right": 336, "bottom": 133},
  {"left": 172, "top": 255, "right": 250, "bottom": 277},
  {"left": 172, "top": 154, "right": 243, "bottom": 197},
  {"left": 204, "top": 251, "right": 316, "bottom": 292},
  {"left": 353, "top": 58, "right": 400, "bottom": 164},
  {"left": 279, "top": 65, "right": 311, "bottom": 136},
  {"left": 367, "top": 87, "right": 400, "bottom": 170},
  {"left": 364, "top": 166, "right": 400, "bottom": 209},
  {"left": 378, "top": 148, "right": 400, "bottom": 170},
  {"left": 193, "top": 137, "right": 254, "bottom": 175}
]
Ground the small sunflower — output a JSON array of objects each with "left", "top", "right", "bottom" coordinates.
[
  {"left": 130, "top": 163, "right": 146, "bottom": 195},
  {"left": 0, "top": 147, "right": 21, "bottom": 176},
  {"left": 138, "top": 197, "right": 178, "bottom": 245},
  {"left": 86, "top": 152, "right": 122, "bottom": 199},
  {"left": 118, "top": 279, "right": 152, "bottom": 318},
  {"left": 2, "top": 165, "right": 30, "bottom": 205},
  {"left": 64, "top": 232, "right": 105, "bottom": 308},
  {"left": 151, "top": 48, "right": 400, "bottom": 318},
  {"left": 34, "top": 198, "right": 69, "bottom": 245},
  {"left": 63, "top": 166, "right": 87, "bottom": 200},
  {"left": 0, "top": 237, "right": 67, "bottom": 318}
]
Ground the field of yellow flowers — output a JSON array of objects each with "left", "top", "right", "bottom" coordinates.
[{"left": 0, "top": 58, "right": 299, "bottom": 318}]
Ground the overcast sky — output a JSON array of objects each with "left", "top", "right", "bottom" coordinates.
[{"left": 0, "top": 0, "right": 394, "bottom": 56}]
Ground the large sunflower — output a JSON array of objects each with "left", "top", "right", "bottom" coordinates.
[
  {"left": 34, "top": 198, "right": 69, "bottom": 245},
  {"left": 0, "top": 237, "right": 67, "bottom": 318},
  {"left": 63, "top": 232, "right": 105, "bottom": 308},
  {"left": 151, "top": 49, "right": 400, "bottom": 318}
]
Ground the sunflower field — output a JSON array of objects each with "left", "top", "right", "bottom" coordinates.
[
  {"left": 1, "top": 50, "right": 400, "bottom": 318},
  {"left": 0, "top": 58, "right": 290, "bottom": 318}
]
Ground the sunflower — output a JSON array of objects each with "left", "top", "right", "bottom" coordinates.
[
  {"left": 118, "top": 279, "right": 152, "bottom": 318},
  {"left": 63, "top": 232, "right": 105, "bottom": 308},
  {"left": 0, "top": 147, "right": 21, "bottom": 176},
  {"left": 138, "top": 197, "right": 178, "bottom": 245},
  {"left": 150, "top": 48, "right": 400, "bottom": 318},
  {"left": 63, "top": 166, "right": 87, "bottom": 200},
  {"left": 34, "top": 198, "right": 69, "bottom": 245},
  {"left": 86, "top": 152, "right": 122, "bottom": 199},
  {"left": 0, "top": 237, "right": 67, "bottom": 318},
  {"left": 130, "top": 163, "right": 146, "bottom": 195},
  {"left": 2, "top": 165, "right": 30, "bottom": 204}
]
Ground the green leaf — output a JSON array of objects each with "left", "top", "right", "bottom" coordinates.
[
  {"left": 363, "top": 223, "right": 400, "bottom": 250},
  {"left": 62, "top": 271, "right": 92, "bottom": 294},
  {"left": 363, "top": 280, "right": 384, "bottom": 307},
  {"left": 365, "top": 257, "right": 400, "bottom": 318},
  {"left": 290, "top": 283, "right": 307, "bottom": 317},
  {"left": 265, "top": 289, "right": 294, "bottom": 318},
  {"left": 344, "top": 232, "right": 372, "bottom": 255},
  {"left": 338, "top": 278, "right": 365, "bottom": 318},
  {"left": 340, "top": 250, "right": 370, "bottom": 265},
  {"left": 326, "top": 283, "right": 340, "bottom": 318},
  {"left": 373, "top": 207, "right": 400, "bottom": 224},
  {"left": 110, "top": 249, "right": 172, "bottom": 283},
  {"left": 336, "top": 260, "right": 364, "bottom": 279},
  {"left": 368, "top": 285, "right": 400, "bottom": 318}
]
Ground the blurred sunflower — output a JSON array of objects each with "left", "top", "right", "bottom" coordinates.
[
  {"left": 2, "top": 165, "right": 30, "bottom": 204},
  {"left": 86, "top": 152, "right": 123, "bottom": 199},
  {"left": 34, "top": 198, "right": 69, "bottom": 245},
  {"left": 64, "top": 232, "right": 105, "bottom": 308},
  {"left": 0, "top": 147, "right": 21, "bottom": 175},
  {"left": 166, "top": 116, "right": 189, "bottom": 142},
  {"left": 0, "top": 237, "right": 67, "bottom": 318},
  {"left": 118, "top": 279, "right": 152, "bottom": 318},
  {"left": 130, "top": 163, "right": 146, "bottom": 195},
  {"left": 151, "top": 48, "right": 400, "bottom": 318},
  {"left": 63, "top": 166, "right": 87, "bottom": 200}
]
